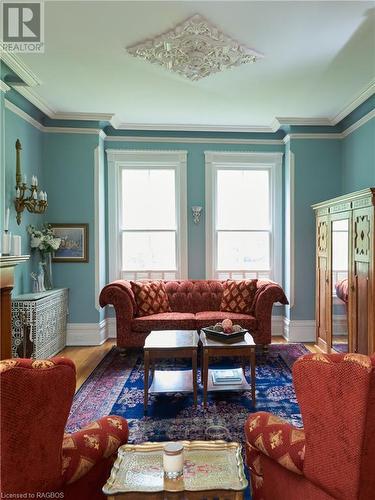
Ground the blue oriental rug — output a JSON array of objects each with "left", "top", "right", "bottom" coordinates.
[
  {"left": 67, "top": 343, "right": 307, "bottom": 439},
  {"left": 67, "top": 343, "right": 308, "bottom": 499}
]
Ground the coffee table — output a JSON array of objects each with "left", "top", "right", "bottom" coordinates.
[
  {"left": 200, "top": 331, "right": 256, "bottom": 408},
  {"left": 102, "top": 440, "right": 247, "bottom": 499},
  {"left": 144, "top": 330, "right": 199, "bottom": 413}
]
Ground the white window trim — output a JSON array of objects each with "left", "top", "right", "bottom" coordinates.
[
  {"left": 205, "top": 151, "right": 283, "bottom": 285},
  {"left": 107, "top": 149, "right": 188, "bottom": 282}
]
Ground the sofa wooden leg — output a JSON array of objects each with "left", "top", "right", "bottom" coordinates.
[
  {"left": 262, "top": 344, "right": 269, "bottom": 355},
  {"left": 118, "top": 347, "right": 127, "bottom": 357}
]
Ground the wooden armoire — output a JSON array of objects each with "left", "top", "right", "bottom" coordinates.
[{"left": 312, "top": 188, "right": 375, "bottom": 355}]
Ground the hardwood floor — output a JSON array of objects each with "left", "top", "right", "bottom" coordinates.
[{"left": 58, "top": 336, "right": 319, "bottom": 391}]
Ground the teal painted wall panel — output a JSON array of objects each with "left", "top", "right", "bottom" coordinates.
[
  {"left": 3, "top": 107, "right": 44, "bottom": 295},
  {"left": 105, "top": 141, "right": 284, "bottom": 281},
  {"left": 43, "top": 133, "right": 100, "bottom": 323},
  {"left": 290, "top": 139, "right": 342, "bottom": 320},
  {"left": 341, "top": 117, "right": 375, "bottom": 193}
]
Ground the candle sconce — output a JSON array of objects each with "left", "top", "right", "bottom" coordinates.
[
  {"left": 14, "top": 139, "right": 48, "bottom": 225},
  {"left": 192, "top": 206, "right": 203, "bottom": 224}
]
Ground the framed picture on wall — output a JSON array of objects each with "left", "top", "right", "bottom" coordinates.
[{"left": 51, "top": 223, "right": 89, "bottom": 263}]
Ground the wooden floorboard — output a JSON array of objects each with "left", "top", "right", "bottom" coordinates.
[{"left": 57, "top": 336, "right": 319, "bottom": 391}]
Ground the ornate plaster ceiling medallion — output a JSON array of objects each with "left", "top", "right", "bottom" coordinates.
[{"left": 126, "top": 14, "right": 263, "bottom": 81}]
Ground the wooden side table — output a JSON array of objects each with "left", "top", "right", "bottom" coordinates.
[
  {"left": 144, "top": 330, "right": 199, "bottom": 413},
  {"left": 200, "top": 331, "right": 256, "bottom": 408}
]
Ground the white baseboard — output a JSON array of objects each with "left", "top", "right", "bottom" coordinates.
[
  {"left": 107, "top": 317, "right": 117, "bottom": 338},
  {"left": 66, "top": 320, "right": 107, "bottom": 346},
  {"left": 271, "top": 315, "right": 284, "bottom": 336},
  {"left": 283, "top": 318, "right": 316, "bottom": 342},
  {"left": 66, "top": 316, "right": 315, "bottom": 346}
]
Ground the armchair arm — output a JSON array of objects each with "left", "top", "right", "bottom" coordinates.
[
  {"left": 245, "top": 412, "right": 305, "bottom": 476},
  {"left": 62, "top": 415, "right": 128, "bottom": 485},
  {"left": 251, "top": 281, "right": 289, "bottom": 344}
]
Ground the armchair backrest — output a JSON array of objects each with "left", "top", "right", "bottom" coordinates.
[
  {"left": 0, "top": 358, "right": 76, "bottom": 494},
  {"left": 293, "top": 353, "right": 375, "bottom": 500}
]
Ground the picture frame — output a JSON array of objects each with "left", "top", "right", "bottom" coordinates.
[{"left": 51, "top": 223, "right": 89, "bottom": 263}]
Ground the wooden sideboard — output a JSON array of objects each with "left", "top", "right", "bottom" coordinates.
[
  {"left": 312, "top": 188, "right": 375, "bottom": 355},
  {"left": 0, "top": 255, "right": 30, "bottom": 360}
]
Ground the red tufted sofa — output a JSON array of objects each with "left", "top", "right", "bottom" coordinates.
[{"left": 99, "top": 279, "right": 288, "bottom": 349}]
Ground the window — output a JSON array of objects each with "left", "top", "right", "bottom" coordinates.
[
  {"left": 205, "top": 151, "right": 282, "bottom": 283},
  {"left": 107, "top": 150, "right": 187, "bottom": 281}
]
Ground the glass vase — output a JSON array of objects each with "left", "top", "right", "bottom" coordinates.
[{"left": 41, "top": 252, "right": 53, "bottom": 290}]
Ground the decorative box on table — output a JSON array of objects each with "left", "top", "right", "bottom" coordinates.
[{"left": 11, "top": 288, "right": 69, "bottom": 359}]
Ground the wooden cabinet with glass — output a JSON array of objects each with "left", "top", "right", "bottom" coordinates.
[{"left": 313, "top": 188, "right": 375, "bottom": 355}]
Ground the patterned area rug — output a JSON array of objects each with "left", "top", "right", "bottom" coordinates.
[{"left": 66, "top": 343, "right": 308, "bottom": 442}]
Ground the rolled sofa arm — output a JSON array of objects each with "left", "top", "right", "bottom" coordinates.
[
  {"left": 99, "top": 281, "right": 136, "bottom": 347},
  {"left": 252, "top": 280, "right": 289, "bottom": 345}
]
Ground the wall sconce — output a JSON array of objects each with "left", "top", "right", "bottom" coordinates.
[
  {"left": 192, "top": 206, "right": 203, "bottom": 224},
  {"left": 14, "top": 139, "right": 48, "bottom": 225}
]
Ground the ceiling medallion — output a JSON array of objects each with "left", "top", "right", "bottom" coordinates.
[{"left": 126, "top": 14, "right": 263, "bottom": 81}]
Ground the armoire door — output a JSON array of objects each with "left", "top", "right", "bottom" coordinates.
[
  {"left": 316, "top": 216, "right": 331, "bottom": 352},
  {"left": 352, "top": 207, "right": 373, "bottom": 354}
]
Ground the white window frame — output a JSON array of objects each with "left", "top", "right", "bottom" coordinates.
[
  {"left": 205, "top": 151, "right": 283, "bottom": 285},
  {"left": 107, "top": 149, "right": 188, "bottom": 282}
]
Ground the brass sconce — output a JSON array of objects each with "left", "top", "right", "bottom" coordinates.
[{"left": 14, "top": 139, "right": 48, "bottom": 225}]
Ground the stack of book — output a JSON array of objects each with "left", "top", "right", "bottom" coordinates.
[{"left": 211, "top": 368, "right": 243, "bottom": 386}]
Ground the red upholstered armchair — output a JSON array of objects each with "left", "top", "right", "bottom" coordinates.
[
  {"left": 245, "top": 353, "right": 375, "bottom": 500},
  {"left": 0, "top": 357, "right": 128, "bottom": 500}
]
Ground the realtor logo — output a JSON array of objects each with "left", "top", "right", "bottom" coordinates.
[{"left": 1, "top": 1, "right": 44, "bottom": 52}]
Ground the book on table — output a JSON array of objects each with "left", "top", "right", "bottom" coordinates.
[{"left": 211, "top": 368, "right": 243, "bottom": 385}]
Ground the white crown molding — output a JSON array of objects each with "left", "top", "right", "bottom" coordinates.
[
  {"left": 332, "top": 80, "right": 375, "bottom": 125},
  {"left": 16, "top": 86, "right": 56, "bottom": 117},
  {"left": 283, "top": 132, "right": 343, "bottom": 143},
  {"left": 274, "top": 116, "right": 333, "bottom": 129},
  {"left": 53, "top": 111, "right": 115, "bottom": 121},
  {"left": 4, "top": 99, "right": 44, "bottom": 131},
  {"left": 341, "top": 108, "right": 375, "bottom": 138},
  {"left": 0, "top": 80, "right": 10, "bottom": 93},
  {"left": 45, "top": 126, "right": 103, "bottom": 135},
  {"left": 0, "top": 52, "right": 41, "bottom": 87},
  {"left": 115, "top": 122, "right": 274, "bottom": 133},
  {"left": 104, "top": 135, "right": 283, "bottom": 145}
]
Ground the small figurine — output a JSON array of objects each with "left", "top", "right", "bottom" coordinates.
[
  {"left": 30, "top": 272, "right": 38, "bottom": 293},
  {"left": 37, "top": 262, "right": 45, "bottom": 292}
]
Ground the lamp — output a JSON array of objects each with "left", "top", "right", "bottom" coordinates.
[{"left": 14, "top": 139, "right": 48, "bottom": 225}]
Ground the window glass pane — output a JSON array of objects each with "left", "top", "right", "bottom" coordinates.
[
  {"left": 217, "top": 170, "right": 269, "bottom": 230},
  {"left": 122, "top": 231, "right": 176, "bottom": 270},
  {"left": 217, "top": 231, "right": 270, "bottom": 270},
  {"left": 122, "top": 169, "right": 176, "bottom": 229}
]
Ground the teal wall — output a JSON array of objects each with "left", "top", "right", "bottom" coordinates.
[
  {"left": 2, "top": 85, "right": 373, "bottom": 327},
  {"left": 43, "top": 133, "right": 100, "bottom": 323},
  {"left": 3, "top": 105, "right": 44, "bottom": 295},
  {"left": 104, "top": 140, "right": 284, "bottom": 281},
  {"left": 290, "top": 138, "right": 342, "bottom": 320},
  {"left": 341, "top": 117, "right": 375, "bottom": 193}
]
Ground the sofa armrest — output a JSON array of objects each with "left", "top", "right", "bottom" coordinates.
[
  {"left": 99, "top": 280, "right": 137, "bottom": 319},
  {"left": 245, "top": 411, "right": 305, "bottom": 477},
  {"left": 62, "top": 416, "right": 128, "bottom": 485},
  {"left": 251, "top": 281, "right": 288, "bottom": 344}
]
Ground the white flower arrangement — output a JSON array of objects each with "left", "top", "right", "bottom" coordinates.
[{"left": 27, "top": 224, "right": 61, "bottom": 253}]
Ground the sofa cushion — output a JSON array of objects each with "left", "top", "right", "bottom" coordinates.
[
  {"left": 131, "top": 280, "right": 171, "bottom": 317},
  {"left": 131, "top": 312, "right": 196, "bottom": 332},
  {"left": 165, "top": 280, "right": 224, "bottom": 313},
  {"left": 195, "top": 311, "right": 257, "bottom": 331},
  {"left": 220, "top": 279, "right": 258, "bottom": 314}
]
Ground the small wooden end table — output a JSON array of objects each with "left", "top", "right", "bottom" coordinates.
[
  {"left": 103, "top": 440, "right": 247, "bottom": 499},
  {"left": 200, "top": 331, "right": 256, "bottom": 408},
  {"left": 144, "top": 330, "right": 199, "bottom": 413}
]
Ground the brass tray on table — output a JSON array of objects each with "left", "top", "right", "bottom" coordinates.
[{"left": 102, "top": 440, "right": 248, "bottom": 496}]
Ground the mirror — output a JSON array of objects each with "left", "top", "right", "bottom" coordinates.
[{"left": 331, "top": 219, "right": 349, "bottom": 353}]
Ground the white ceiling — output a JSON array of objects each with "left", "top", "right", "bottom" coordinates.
[{"left": 10, "top": 1, "right": 375, "bottom": 129}]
